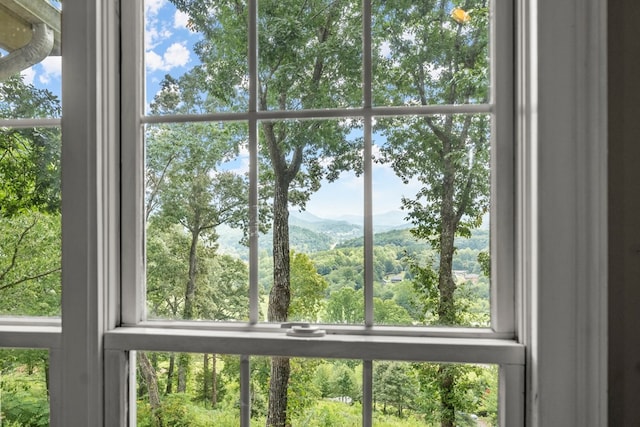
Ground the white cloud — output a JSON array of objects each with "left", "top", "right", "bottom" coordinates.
[
  {"left": 146, "top": 42, "right": 191, "bottom": 72},
  {"left": 38, "top": 56, "right": 62, "bottom": 84},
  {"left": 21, "top": 67, "right": 35, "bottom": 85},
  {"left": 145, "top": 24, "right": 173, "bottom": 50},
  {"left": 145, "top": 0, "right": 166, "bottom": 17},
  {"left": 145, "top": 0, "right": 172, "bottom": 49},
  {"left": 174, "top": 10, "right": 190, "bottom": 29}
]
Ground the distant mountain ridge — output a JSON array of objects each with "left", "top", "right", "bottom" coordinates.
[{"left": 216, "top": 210, "right": 488, "bottom": 258}]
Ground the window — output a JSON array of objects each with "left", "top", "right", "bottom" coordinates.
[
  {"left": 0, "top": 2, "right": 62, "bottom": 424},
  {"left": 119, "top": 0, "right": 519, "bottom": 425},
  {"left": 0, "top": 0, "right": 608, "bottom": 426}
]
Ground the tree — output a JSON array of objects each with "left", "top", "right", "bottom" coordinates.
[
  {"left": 167, "top": 1, "right": 363, "bottom": 424},
  {"left": 0, "top": 75, "right": 61, "bottom": 216},
  {"left": 146, "top": 85, "right": 250, "bottom": 392},
  {"left": 0, "top": 75, "right": 62, "bottom": 316},
  {"left": 373, "top": 361, "right": 419, "bottom": 418},
  {"left": 288, "top": 251, "right": 328, "bottom": 322},
  {"left": 324, "top": 287, "right": 364, "bottom": 324},
  {"left": 374, "top": 2, "right": 490, "bottom": 426}
]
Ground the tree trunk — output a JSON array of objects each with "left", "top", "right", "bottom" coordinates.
[
  {"left": 266, "top": 176, "right": 292, "bottom": 427},
  {"left": 44, "top": 357, "right": 50, "bottom": 398},
  {"left": 138, "top": 352, "right": 162, "bottom": 426},
  {"left": 436, "top": 132, "right": 459, "bottom": 427},
  {"left": 166, "top": 353, "right": 175, "bottom": 394},
  {"left": 266, "top": 356, "right": 291, "bottom": 427},
  {"left": 212, "top": 353, "right": 218, "bottom": 408},
  {"left": 268, "top": 178, "right": 291, "bottom": 323},
  {"left": 183, "top": 225, "right": 200, "bottom": 320},
  {"left": 177, "top": 353, "right": 189, "bottom": 393},
  {"left": 438, "top": 365, "right": 456, "bottom": 427},
  {"left": 203, "top": 354, "right": 209, "bottom": 402}
]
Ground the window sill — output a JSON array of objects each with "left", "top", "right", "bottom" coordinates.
[{"left": 105, "top": 326, "right": 524, "bottom": 365}]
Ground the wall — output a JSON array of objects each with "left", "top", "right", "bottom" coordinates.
[{"left": 608, "top": 0, "right": 640, "bottom": 424}]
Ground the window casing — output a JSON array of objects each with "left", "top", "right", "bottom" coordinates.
[{"left": 0, "top": 0, "right": 608, "bottom": 426}]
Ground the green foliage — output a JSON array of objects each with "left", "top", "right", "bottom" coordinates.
[
  {"left": 137, "top": 393, "right": 214, "bottom": 427},
  {"left": 373, "top": 297, "right": 414, "bottom": 325},
  {"left": 0, "top": 75, "right": 62, "bottom": 318},
  {"left": 324, "top": 287, "right": 363, "bottom": 324},
  {"left": 373, "top": 362, "right": 420, "bottom": 418},
  {"left": 0, "top": 76, "right": 61, "bottom": 217},
  {"left": 0, "top": 350, "right": 50, "bottom": 427},
  {"left": 288, "top": 252, "right": 329, "bottom": 322},
  {"left": 296, "top": 400, "right": 361, "bottom": 427},
  {"left": 413, "top": 363, "right": 498, "bottom": 426},
  {"left": 286, "top": 359, "right": 322, "bottom": 423},
  {"left": 0, "top": 212, "right": 61, "bottom": 316}
]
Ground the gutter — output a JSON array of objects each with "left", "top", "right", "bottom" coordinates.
[{"left": 0, "top": 22, "right": 53, "bottom": 82}]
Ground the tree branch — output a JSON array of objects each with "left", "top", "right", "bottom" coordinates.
[
  {"left": 0, "top": 266, "right": 61, "bottom": 292},
  {"left": 0, "top": 219, "right": 37, "bottom": 282}
]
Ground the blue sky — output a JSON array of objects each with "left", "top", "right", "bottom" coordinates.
[
  {"left": 9, "top": 1, "right": 62, "bottom": 97},
  {"left": 14, "top": 0, "right": 421, "bottom": 222},
  {"left": 142, "top": 1, "right": 424, "bottom": 221}
]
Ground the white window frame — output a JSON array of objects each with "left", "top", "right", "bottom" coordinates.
[
  {"left": 0, "top": 0, "right": 607, "bottom": 426},
  {"left": 117, "top": 0, "right": 521, "bottom": 425}
]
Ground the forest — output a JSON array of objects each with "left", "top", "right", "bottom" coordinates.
[{"left": 0, "top": 0, "right": 498, "bottom": 425}]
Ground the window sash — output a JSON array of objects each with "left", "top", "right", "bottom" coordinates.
[{"left": 121, "top": 0, "right": 515, "bottom": 335}]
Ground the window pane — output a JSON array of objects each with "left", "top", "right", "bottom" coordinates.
[
  {"left": 0, "top": 127, "right": 61, "bottom": 316},
  {"left": 144, "top": 0, "right": 248, "bottom": 115},
  {"left": 257, "top": 0, "right": 362, "bottom": 111},
  {"left": 252, "top": 357, "right": 362, "bottom": 426},
  {"left": 0, "top": 349, "right": 50, "bottom": 426},
  {"left": 257, "top": 119, "right": 363, "bottom": 323},
  {"left": 0, "top": 1, "right": 62, "bottom": 118},
  {"left": 373, "top": 114, "right": 491, "bottom": 327},
  {"left": 136, "top": 352, "right": 241, "bottom": 426},
  {"left": 145, "top": 122, "right": 250, "bottom": 321},
  {"left": 372, "top": 0, "right": 490, "bottom": 107},
  {"left": 373, "top": 362, "right": 498, "bottom": 426}
]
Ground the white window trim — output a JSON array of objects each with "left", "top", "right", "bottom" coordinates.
[
  {"left": 0, "top": 0, "right": 608, "bottom": 425},
  {"left": 520, "top": 0, "right": 608, "bottom": 425}
]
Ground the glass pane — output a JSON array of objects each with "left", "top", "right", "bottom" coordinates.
[
  {"left": 252, "top": 357, "right": 362, "bottom": 426},
  {"left": 373, "top": 362, "right": 498, "bottom": 426},
  {"left": 0, "top": 1, "right": 62, "bottom": 118},
  {"left": 257, "top": 119, "right": 363, "bottom": 324},
  {"left": 373, "top": 114, "right": 491, "bottom": 327},
  {"left": 0, "top": 127, "right": 61, "bottom": 316},
  {"left": 258, "top": 0, "right": 362, "bottom": 111},
  {"left": 144, "top": 0, "right": 248, "bottom": 115},
  {"left": 372, "top": 0, "right": 490, "bottom": 107},
  {"left": 145, "top": 121, "right": 250, "bottom": 321},
  {"left": 136, "top": 352, "right": 241, "bottom": 426},
  {"left": 0, "top": 349, "right": 50, "bottom": 426}
]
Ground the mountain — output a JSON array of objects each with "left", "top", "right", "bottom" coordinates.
[
  {"left": 289, "top": 211, "right": 363, "bottom": 239},
  {"left": 297, "top": 210, "right": 412, "bottom": 233}
]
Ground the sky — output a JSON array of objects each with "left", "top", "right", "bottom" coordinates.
[
  {"left": 17, "top": 0, "right": 423, "bottom": 222},
  {"left": 142, "top": 0, "right": 425, "bottom": 221}
]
